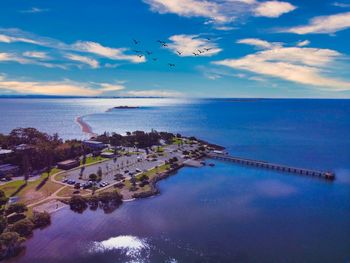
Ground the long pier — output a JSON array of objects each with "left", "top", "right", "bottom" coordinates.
[{"left": 208, "top": 153, "right": 335, "bottom": 181}]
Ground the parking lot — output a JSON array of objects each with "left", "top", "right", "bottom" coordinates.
[{"left": 61, "top": 143, "right": 200, "bottom": 189}]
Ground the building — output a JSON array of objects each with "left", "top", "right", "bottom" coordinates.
[
  {"left": 57, "top": 159, "right": 80, "bottom": 170},
  {"left": 15, "top": 144, "right": 34, "bottom": 151},
  {"left": 0, "top": 164, "right": 20, "bottom": 178},
  {"left": 0, "top": 148, "right": 13, "bottom": 156},
  {"left": 100, "top": 152, "right": 116, "bottom": 158},
  {"left": 83, "top": 140, "right": 105, "bottom": 150}
]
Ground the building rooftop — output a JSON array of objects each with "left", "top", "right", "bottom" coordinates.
[
  {"left": 57, "top": 159, "right": 79, "bottom": 165},
  {"left": 0, "top": 149, "right": 13, "bottom": 155},
  {"left": 84, "top": 140, "right": 104, "bottom": 144}
]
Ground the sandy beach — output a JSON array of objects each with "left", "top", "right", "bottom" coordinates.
[{"left": 75, "top": 116, "right": 97, "bottom": 138}]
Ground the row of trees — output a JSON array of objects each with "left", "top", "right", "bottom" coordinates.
[
  {"left": 95, "top": 130, "right": 179, "bottom": 149},
  {"left": 0, "top": 128, "right": 90, "bottom": 178},
  {"left": 0, "top": 190, "right": 51, "bottom": 260},
  {"left": 69, "top": 190, "right": 123, "bottom": 214}
]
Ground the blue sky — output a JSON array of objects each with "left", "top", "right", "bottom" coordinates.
[{"left": 0, "top": 0, "right": 350, "bottom": 98}]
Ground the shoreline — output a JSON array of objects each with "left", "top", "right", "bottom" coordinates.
[{"left": 75, "top": 116, "right": 98, "bottom": 138}]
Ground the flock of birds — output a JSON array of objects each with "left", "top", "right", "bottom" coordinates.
[{"left": 131, "top": 38, "right": 214, "bottom": 68}]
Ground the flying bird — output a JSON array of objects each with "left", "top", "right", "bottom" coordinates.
[
  {"left": 145, "top": 51, "right": 153, "bottom": 55},
  {"left": 137, "top": 55, "right": 144, "bottom": 58},
  {"left": 176, "top": 51, "right": 182, "bottom": 55},
  {"left": 204, "top": 48, "right": 212, "bottom": 51},
  {"left": 168, "top": 63, "right": 175, "bottom": 67},
  {"left": 133, "top": 39, "right": 140, "bottom": 45},
  {"left": 193, "top": 52, "right": 199, "bottom": 56},
  {"left": 133, "top": 50, "right": 143, "bottom": 53},
  {"left": 198, "top": 49, "right": 204, "bottom": 54},
  {"left": 152, "top": 58, "right": 158, "bottom": 61},
  {"left": 157, "top": 40, "right": 166, "bottom": 44},
  {"left": 161, "top": 43, "right": 168, "bottom": 47}
]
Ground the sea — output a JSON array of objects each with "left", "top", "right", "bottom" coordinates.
[{"left": 0, "top": 98, "right": 349, "bottom": 263}]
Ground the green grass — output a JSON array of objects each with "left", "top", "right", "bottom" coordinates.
[
  {"left": 135, "top": 164, "right": 171, "bottom": 181},
  {"left": 172, "top": 137, "right": 183, "bottom": 145},
  {"left": 81, "top": 156, "right": 107, "bottom": 165}
]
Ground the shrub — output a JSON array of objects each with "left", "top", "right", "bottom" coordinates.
[
  {"left": 69, "top": 195, "right": 87, "bottom": 213},
  {"left": 0, "top": 216, "right": 7, "bottom": 234},
  {"left": 10, "top": 218, "right": 34, "bottom": 237},
  {"left": 0, "top": 231, "right": 25, "bottom": 260},
  {"left": 31, "top": 212, "right": 51, "bottom": 229},
  {"left": 6, "top": 203, "right": 27, "bottom": 215},
  {"left": 7, "top": 213, "right": 26, "bottom": 224}
]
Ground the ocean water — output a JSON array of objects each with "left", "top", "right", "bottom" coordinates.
[{"left": 1, "top": 98, "right": 350, "bottom": 263}]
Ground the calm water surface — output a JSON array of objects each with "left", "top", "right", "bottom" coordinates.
[{"left": 1, "top": 98, "right": 349, "bottom": 263}]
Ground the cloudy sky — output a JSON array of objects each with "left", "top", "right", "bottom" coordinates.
[{"left": 0, "top": 0, "right": 350, "bottom": 98}]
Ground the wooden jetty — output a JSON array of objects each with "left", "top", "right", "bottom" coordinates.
[{"left": 208, "top": 153, "right": 335, "bottom": 181}]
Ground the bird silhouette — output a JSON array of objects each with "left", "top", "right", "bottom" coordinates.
[
  {"left": 152, "top": 58, "right": 158, "bottom": 61},
  {"left": 133, "top": 50, "right": 143, "bottom": 53},
  {"left": 168, "top": 63, "right": 175, "bottom": 67},
  {"left": 145, "top": 51, "right": 153, "bottom": 55},
  {"left": 137, "top": 55, "right": 144, "bottom": 58},
  {"left": 157, "top": 40, "right": 166, "bottom": 44},
  {"left": 133, "top": 39, "right": 140, "bottom": 45},
  {"left": 198, "top": 49, "right": 204, "bottom": 54},
  {"left": 204, "top": 48, "right": 212, "bottom": 51},
  {"left": 161, "top": 43, "right": 168, "bottom": 47},
  {"left": 193, "top": 52, "right": 199, "bottom": 56},
  {"left": 176, "top": 51, "right": 182, "bottom": 55}
]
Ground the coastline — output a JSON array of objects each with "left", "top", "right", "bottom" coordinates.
[{"left": 75, "top": 116, "right": 97, "bottom": 138}]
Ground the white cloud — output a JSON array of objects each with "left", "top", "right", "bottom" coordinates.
[
  {"left": 0, "top": 52, "right": 67, "bottom": 69},
  {"left": 237, "top": 38, "right": 282, "bottom": 49},
  {"left": 254, "top": 1, "right": 296, "bottom": 18},
  {"left": 125, "top": 89, "right": 182, "bottom": 97},
  {"left": 65, "top": 53, "right": 99, "bottom": 68},
  {"left": 333, "top": 2, "right": 350, "bottom": 8},
  {"left": 20, "top": 7, "right": 49, "bottom": 14},
  {"left": 213, "top": 40, "right": 350, "bottom": 90},
  {"left": 143, "top": 0, "right": 229, "bottom": 23},
  {"left": 296, "top": 40, "right": 310, "bottom": 47},
  {"left": 283, "top": 12, "right": 350, "bottom": 34},
  {"left": 0, "top": 52, "right": 29, "bottom": 64},
  {"left": 99, "top": 83, "right": 125, "bottom": 92},
  {"left": 0, "top": 76, "right": 126, "bottom": 96},
  {"left": 167, "top": 34, "right": 221, "bottom": 57},
  {"left": 0, "top": 29, "right": 144, "bottom": 65},
  {"left": 23, "top": 51, "right": 49, "bottom": 59},
  {"left": 72, "top": 41, "right": 145, "bottom": 63},
  {"left": 0, "top": 33, "right": 40, "bottom": 45}
]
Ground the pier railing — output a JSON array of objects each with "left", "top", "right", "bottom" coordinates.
[{"left": 208, "top": 153, "right": 335, "bottom": 181}]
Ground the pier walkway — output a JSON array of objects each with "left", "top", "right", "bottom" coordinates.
[{"left": 208, "top": 153, "right": 335, "bottom": 181}]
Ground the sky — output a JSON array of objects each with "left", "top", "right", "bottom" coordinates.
[{"left": 0, "top": 0, "right": 350, "bottom": 98}]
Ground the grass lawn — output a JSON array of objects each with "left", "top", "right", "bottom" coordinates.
[
  {"left": 0, "top": 169, "right": 64, "bottom": 205},
  {"left": 172, "top": 137, "right": 183, "bottom": 145},
  {"left": 56, "top": 186, "right": 90, "bottom": 198},
  {"left": 82, "top": 156, "right": 107, "bottom": 165},
  {"left": 135, "top": 164, "right": 171, "bottom": 181}
]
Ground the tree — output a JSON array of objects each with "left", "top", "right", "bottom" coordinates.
[
  {"left": 10, "top": 218, "right": 34, "bottom": 237},
  {"left": 89, "top": 173, "right": 97, "bottom": 182},
  {"left": 97, "top": 167, "right": 102, "bottom": 181},
  {"left": 0, "top": 232, "right": 25, "bottom": 260},
  {"left": 0, "top": 190, "right": 8, "bottom": 208},
  {"left": 22, "top": 154, "right": 30, "bottom": 184},
  {"left": 0, "top": 216, "right": 7, "bottom": 234},
  {"left": 31, "top": 212, "right": 51, "bottom": 229},
  {"left": 6, "top": 203, "right": 28, "bottom": 215},
  {"left": 69, "top": 195, "right": 87, "bottom": 213}
]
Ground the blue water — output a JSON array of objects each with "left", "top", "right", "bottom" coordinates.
[{"left": 1, "top": 98, "right": 350, "bottom": 263}]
